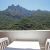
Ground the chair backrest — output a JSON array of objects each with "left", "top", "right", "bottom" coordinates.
[
  {"left": 0, "top": 37, "right": 9, "bottom": 50},
  {"left": 45, "top": 39, "right": 50, "bottom": 50}
]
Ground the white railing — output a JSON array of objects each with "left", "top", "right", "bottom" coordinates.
[{"left": 0, "top": 37, "right": 9, "bottom": 50}]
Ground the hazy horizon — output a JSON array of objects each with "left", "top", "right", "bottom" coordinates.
[{"left": 0, "top": 0, "right": 50, "bottom": 11}]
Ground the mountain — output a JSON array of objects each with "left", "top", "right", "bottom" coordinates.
[{"left": 4, "top": 4, "right": 32, "bottom": 17}]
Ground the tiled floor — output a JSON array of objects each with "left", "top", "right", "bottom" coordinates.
[
  {"left": 40, "top": 43, "right": 45, "bottom": 50},
  {"left": 40, "top": 46, "right": 45, "bottom": 50}
]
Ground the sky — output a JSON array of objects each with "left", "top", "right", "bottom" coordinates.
[{"left": 0, "top": 0, "right": 50, "bottom": 11}]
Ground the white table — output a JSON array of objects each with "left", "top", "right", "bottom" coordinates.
[{"left": 5, "top": 41, "right": 40, "bottom": 50}]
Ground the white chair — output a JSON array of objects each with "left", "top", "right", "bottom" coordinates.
[
  {"left": 45, "top": 39, "right": 50, "bottom": 50},
  {"left": 0, "top": 37, "right": 9, "bottom": 50}
]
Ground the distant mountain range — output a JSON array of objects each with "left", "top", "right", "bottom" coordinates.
[
  {"left": 0, "top": 4, "right": 50, "bottom": 30},
  {"left": 0, "top": 4, "right": 50, "bottom": 19}
]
